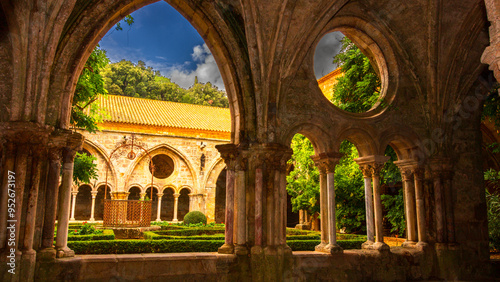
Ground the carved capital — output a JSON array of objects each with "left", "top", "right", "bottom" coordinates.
[
  {"left": 411, "top": 167, "right": 425, "bottom": 181},
  {"left": 400, "top": 169, "right": 413, "bottom": 182},
  {"left": 369, "top": 163, "right": 385, "bottom": 177},
  {"left": 311, "top": 152, "right": 343, "bottom": 174},
  {"left": 359, "top": 165, "right": 372, "bottom": 178}
]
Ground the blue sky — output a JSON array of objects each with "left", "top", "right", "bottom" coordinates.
[{"left": 99, "top": 1, "right": 343, "bottom": 90}]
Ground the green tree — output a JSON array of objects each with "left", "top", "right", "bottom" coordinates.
[
  {"left": 73, "top": 152, "right": 98, "bottom": 184},
  {"left": 331, "top": 37, "right": 381, "bottom": 113},
  {"left": 286, "top": 134, "right": 320, "bottom": 215}
]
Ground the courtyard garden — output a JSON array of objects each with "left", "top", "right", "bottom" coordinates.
[{"left": 58, "top": 212, "right": 366, "bottom": 255}]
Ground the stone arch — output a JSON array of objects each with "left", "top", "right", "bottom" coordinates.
[
  {"left": 161, "top": 186, "right": 176, "bottom": 221},
  {"left": 282, "top": 122, "right": 335, "bottom": 153},
  {"left": 335, "top": 126, "right": 378, "bottom": 157},
  {"left": 50, "top": 0, "right": 243, "bottom": 142},
  {"left": 127, "top": 186, "right": 142, "bottom": 200},
  {"left": 203, "top": 158, "right": 226, "bottom": 223},
  {"left": 378, "top": 127, "right": 422, "bottom": 161},
  {"left": 75, "top": 184, "right": 92, "bottom": 220},
  {"left": 178, "top": 187, "right": 192, "bottom": 221},
  {"left": 83, "top": 139, "right": 117, "bottom": 189},
  {"left": 94, "top": 184, "right": 112, "bottom": 220},
  {"left": 126, "top": 183, "right": 144, "bottom": 194},
  {"left": 124, "top": 143, "right": 198, "bottom": 193}
]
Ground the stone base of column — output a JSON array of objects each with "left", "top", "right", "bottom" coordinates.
[
  {"left": 56, "top": 247, "right": 75, "bottom": 258},
  {"left": 402, "top": 241, "right": 418, "bottom": 248},
  {"left": 325, "top": 243, "right": 343, "bottom": 254},
  {"left": 37, "top": 248, "right": 57, "bottom": 261},
  {"left": 218, "top": 244, "right": 234, "bottom": 254},
  {"left": 172, "top": 219, "right": 178, "bottom": 222},
  {"left": 361, "top": 240, "right": 374, "bottom": 249},
  {"left": 373, "top": 242, "right": 390, "bottom": 251},
  {"left": 294, "top": 224, "right": 310, "bottom": 230},
  {"left": 156, "top": 218, "right": 161, "bottom": 222},
  {"left": 20, "top": 250, "right": 37, "bottom": 282},
  {"left": 416, "top": 241, "right": 429, "bottom": 251},
  {"left": 70, "top": 217, "right": 75, "bottom": 221},
  {"left": 234, "top": 244, "right": 248, "bottom": 255},
  {"left": 89, "top": 218, "right": 95, "bottom": 222},
  {"left": 315, "top": 242, "right": 327, "bottom": 253},
  {"left": 251, "top": 245, "right": 263, "bottom": 255}
]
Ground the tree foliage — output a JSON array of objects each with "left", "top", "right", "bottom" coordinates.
[
  {"left": 331, "top": 37, "right": 381, "bottom": 113},
  {"left": 73, "top": 152, "right": 98, "bottom": 184},
  {"left": 102, "top": 60, "right": 229, "bottom": 108},
  {"left": 286, "top": 134, "right": 320, "bottom": 214}
]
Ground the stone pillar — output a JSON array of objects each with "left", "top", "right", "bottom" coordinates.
[
  {"left": 156, "top": 193, "right": 163, "bottom": 222},
  {"left": 443, "top": 171, "right": 455, "bottom": 244},
  {"left": 299, "top": 210, "right": 304, "bottom": 225},
  {"left": 371, "top": 163, "right": 389, "bottom": 250},
  {"left": 355, "top": 156, "right": 389, "bottom": 251},
  {"left": 140, "top": 192, "right": 146, "bottom": 200},
  {"left": 321, "top": 153, "right": 343, "bottom": 254},
  {"left": 216, "top": 144, "right": 237, "bottom": 254},
  {"left": 55, "top": 148, "right": 78, "bottom": 258},
  {"left": 413, "top": 167, "right": 428, "bottom": 246},
  {"left": 70, "top": 192, "right": 77, "bottom": 221},
  {"left": 234, "top": 154, "right": 247, "bottom": 255},
  {"left": 313, "top": 159, "right": 328, "bottom": 252},
  {"left": 40, "top": 146, "right": 62, "bottom": 256},
  {"left": 401, "top": 169, "right": 417, "bottom": 246},
  {"left": 90, "top": 191, "right": 97, "bottom": 222},
  {"left": 360, "top": 165, "right": 375, "bottom": 248},
  {"left": 172, "top": 193, "right": 179, "bottom": 222}
]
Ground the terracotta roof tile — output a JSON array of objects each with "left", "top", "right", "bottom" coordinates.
[{"left": 98, "top": 95, "right": 231, "bottom": 132}]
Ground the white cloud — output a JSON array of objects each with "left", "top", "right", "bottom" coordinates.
[
  {"left": 166, "top": 43, "right": 225, "bottom": 90},
  {"left": 313, "top": 31, "right": 344, "bottom": 79}
]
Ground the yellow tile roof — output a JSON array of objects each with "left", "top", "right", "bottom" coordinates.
[{"left": 98, "top": 95, "right": 231, "bottom": 132}]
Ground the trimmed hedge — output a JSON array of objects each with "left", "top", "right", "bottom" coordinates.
[
  {"left": 143, "top": 231, "right": 224, "bottom": 241},
  {"left": 68, "top": 239, "right": 365, "bottom": 254},
  {"left": 154, "top": 228, "right": 225, "bottom": 236},
  {"left": 68, "top": 239, "right": 225, "bottom": 254},
  {"left": 64, "top": 230, "right": 115, "bottom": 241},
  {"left": 287, "top": 240, "right": 364, "bottom": 251}
]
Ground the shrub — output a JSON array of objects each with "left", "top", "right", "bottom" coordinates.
[
  {"left": 486, "top": 188, "right": 500, "bottom": 251},
  {"left": 153, "top": 227, "right": 224, "bottom": 236},
  {"left": 68, "top": 239, "right": 224, "bottom": 254},
  {"left": 183, "top": 211, "right": 207, "bottom": 225},
  {"left": 66, "top": 230, "right": 115, "bottom": 241}
]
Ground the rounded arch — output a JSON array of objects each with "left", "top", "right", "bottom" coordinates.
[
  {"left": 203, "top": 157, "right": 225, "bottom": 189},
  {"left": 127, "top": 183, "right": 144, "bottom": 193},
  {"left": 161, "top": 185, "right": 177, "bottom": 194},
  {"left": 124, "top": 143, "right": 198, "bottom": 191},
  {"left": 178, "top": 185, "right": 193, "bottom": 194},
  {"left": 281, "top": 122, "right": 335, "bottom": 153},
  {"left": 51, "top": 0, "right": 243, "bottom": 142},
  {"left": 75, "top": 184, "right": 92, "bottom": 220},
  {"left": 334, "top": 126, "right": 378, "bottom": 157},
  {"left": 83, "top": 139, "right": 118, "bottom": 188},
  {"left": 127, "top": 186, "right": 142, "bottom": 200},
  {"left": 93, "top": 182, "right": 113, "bottom": 193},
  {"left": 309, "top": 16, "right": 400, "bottom": 118},
  {"left": 377, "top": 126, "right": 422, "bottom": 161},
  {"left": 178, "top": 187, "right": 192, "bottom": 221}
]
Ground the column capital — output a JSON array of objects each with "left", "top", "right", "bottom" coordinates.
[
  {"left": 173, "top": 193, "right": 180, "bottom": 198},
  {"left": 311, "top": 152, "right": 343, "bottom": 173},
  {"left": 216, "top": 143, "right": 240, "bottom": 170},
  {"left": 157, "top": 193, "right": 164, "bottom": 198},
  {"left": 71, "top": 191, "right": 78, "bottom": 197},
  {"left": 90, "top": 191, "right": 98, "bottom": 197},
  {"left": 354, "top": 155, "right": 390, "bottom": 176},
  {"left": 250, "top": 143, "right": 292, "bottom": 172},
  {"left": 429, "top": 157, "right": 453, "bottom": 179},
  {"left": 359, "top": 165, "right": 372, "bottom": 178}
]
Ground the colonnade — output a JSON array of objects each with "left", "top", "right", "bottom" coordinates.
[{"left": 69, "top": 188, "right": 187, "bottom": 222}]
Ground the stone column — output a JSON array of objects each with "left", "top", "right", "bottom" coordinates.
[
  {"left": 360, "top": 165, "right": 375, "bottom": 248},
  {"left": 55, "top": 147, "right": 78, "bottom": 258},
  {"left": 21, "top": 146, "right": 45, "bottom": 264},
  {"left": 234, "top": 154, "right": 247, "bottom": 255},
  {"left": 140, "top": 192, "right": 146, "bottom": 200},
  {"left": 322, "top": 153, "right": 343, "bottom": 254},
  {"left": 413, "top": 167, "right": 427, "bottom": 246},
  {"left": 90, "top": 191, "right": 97, "bottom": 222},
  {"left": 0, "top": 143, "right": 15, "bottom": 249},
  {"left": 70, "top": 192, "right": 77, "bottom": 221},
  {"left": 299, "top": 210, "right": 304, "bottom": 225},
  {"left": 401, "top": 169, "right": 417, "bottom": 246},
  {"left": 40, "top": 146, "right": 62, "bottom": 256},
  {"left": 432, "top": 171, "right": 446, "bottom": 243},
  {"left": 216, "top": 144, "right": 237, "bottom": 254},
  {"left": 312, "top": 157, "right": 328, "bottom": 252},
  {"left": 443, "top": 171, "right": 455, "bottom": 244},
  {"left": 172, "top": 193, "right": 179, "bottom": 222},
  {"left": 371, "top": 163, "right": 389, "bottom": 251},
  {"left": 156, "top": 193, "right": 163, "bottom": 222}
]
